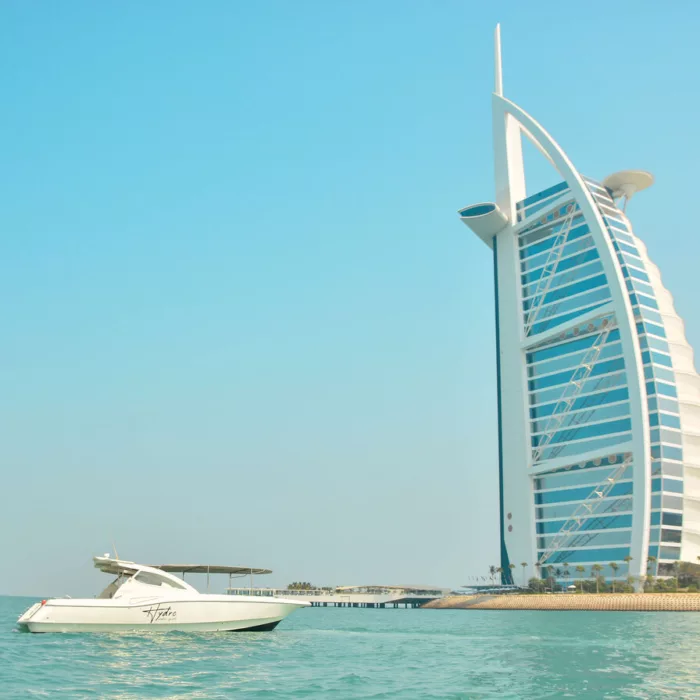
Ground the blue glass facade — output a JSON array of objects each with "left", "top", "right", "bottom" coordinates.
[
  {"left": 517, "top": 177, "right": 683, "bottom": 576},
  {"left": 584, "top": 178, "right": 684, "bottom": 572}
]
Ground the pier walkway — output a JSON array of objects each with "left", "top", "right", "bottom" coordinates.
[{"left": 227, "top": 585, "right": 447, "bottom": 608}]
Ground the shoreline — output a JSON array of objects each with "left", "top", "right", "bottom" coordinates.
[{"left": 424, "top": 593, "right": 700, "bottom": 612}]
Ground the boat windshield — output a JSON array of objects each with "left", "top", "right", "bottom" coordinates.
[
  {"left": 97, "top": 572, "right": 135, "bottom": 599},
  {"left": 132, "top": 571, "right": 187, "bottom": 590},
  {"left": 97, "top": 570, "right": 188, "bottom": 598}
]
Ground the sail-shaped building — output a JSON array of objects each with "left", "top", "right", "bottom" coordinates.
[{"left": 461, "top": 27, "right": 700, "bottom": 585}]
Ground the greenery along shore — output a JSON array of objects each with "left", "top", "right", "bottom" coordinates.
[{"left": 483, "top": 558, "right": 700, "bottom": 594}]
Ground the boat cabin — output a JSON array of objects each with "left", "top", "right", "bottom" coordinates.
[{"left": 93, "top": 556, "right": 272, "bottom": 598}]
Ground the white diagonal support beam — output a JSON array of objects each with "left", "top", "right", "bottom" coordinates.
[
  {"left": 531, "top": 317, "right": 615, "bottom": 464},
  {"left": 536, "top": 453, "right": 633, "bottom": 567},
  {"left": 523, "top": 203, "right": 578, "bottom": 336}
]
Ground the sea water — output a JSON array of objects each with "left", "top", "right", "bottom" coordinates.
[{"left": 1, "top": 596, "right": 699, "bottom": 699}]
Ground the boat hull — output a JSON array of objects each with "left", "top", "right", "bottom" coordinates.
[{"left": 18, "top": 597, "right": 305, "bottom": 633}]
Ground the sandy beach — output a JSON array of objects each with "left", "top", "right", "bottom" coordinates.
[{"left": 423, "top": 593, "right": 700, "bottom": 612}]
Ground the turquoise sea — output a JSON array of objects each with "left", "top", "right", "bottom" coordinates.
[{"left": 2, "top": 596, "right": 700, "bottom": 699}]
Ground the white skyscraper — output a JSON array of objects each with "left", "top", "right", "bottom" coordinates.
[{"left": 460, "top": 26, "right": 700, "bottom": 585}]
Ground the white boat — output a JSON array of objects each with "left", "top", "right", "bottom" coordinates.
[{"left": 17, "top": 555, "right": 309, "bottom": 633}]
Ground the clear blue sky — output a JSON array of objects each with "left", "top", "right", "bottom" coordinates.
[{"left": 2, "top": 1, "right": 699, "bottom": 596}]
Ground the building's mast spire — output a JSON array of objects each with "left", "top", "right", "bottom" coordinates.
[
  {"left": 492, "top": 23, "right": 524, "bottom": 217},
  {"left": 494, "top": 23, "right": 503, "bottom": 96}
]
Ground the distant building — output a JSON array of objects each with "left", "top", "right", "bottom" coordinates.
[{"left": 459, "top": 27, "right": 700, "bottom": 584}]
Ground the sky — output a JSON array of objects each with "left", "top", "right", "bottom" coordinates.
[{"left": 2, "top": 1, "right": 700, "bottom": 596}]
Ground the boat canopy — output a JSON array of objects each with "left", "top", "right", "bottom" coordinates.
[
  {"left": 151, "top": 565, "right": 272, "bottom": 576},
  {"left": 93, "top": 556, "right": 272, "bottom": 579}
]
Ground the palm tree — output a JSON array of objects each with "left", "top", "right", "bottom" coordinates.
[
  {"left": 535, "top": 562, "right": 543, "bottom": 583},
  {"left": 623, "top": 555, "right": 634, "bottom": 590},
  {"left": 647, "top": 555, "right": 657, "bottom": 591},
  {"left": 609, "top": 562, "right": 619, "bottom": 592},
  {"left": 489, "top": 565, "right": 497, "bottom": 586},
  {"left": 521, "top": 562, "right": 528, "bottom": 587},
  {"left": 673, "top": 562, "right": 679, "bottom": 592},
  {"left": 509, "top": 563, "right": 516, "bottom": 585},
  {"left": 591, "top": 564, "right": 603, "bottom": 593},
  {"left": 563, "top": 562, "right": 571, "bottom": 592},
  {"left": 287, "top": 582, "right": 316, "bottom": 591},
  {"left": 575, "top": 565, "right": 585, "bottom": 593},
  {"left": 541, "top": 565, "right": 548, "bottom": 588}
]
